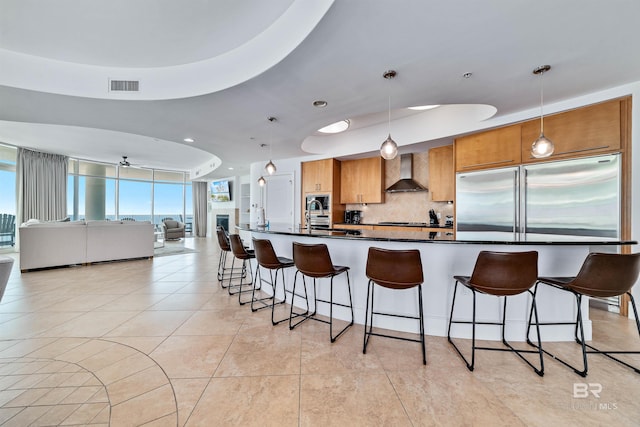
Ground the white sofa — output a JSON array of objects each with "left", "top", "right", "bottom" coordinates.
[{"left": 19, "top": 220, "right": 154, "bottom": 271}]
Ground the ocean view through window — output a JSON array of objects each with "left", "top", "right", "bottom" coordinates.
[{"left": 67, "top": 159, "right": 192, "bottom": 232}]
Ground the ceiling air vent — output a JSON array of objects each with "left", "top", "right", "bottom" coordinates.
[{"left": 109, "top": 79, "right": 140, "bottom": 92}]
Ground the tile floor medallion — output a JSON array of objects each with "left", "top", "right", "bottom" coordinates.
[{"left": 0, "top": 338, "right": 176, "bottom": 426}]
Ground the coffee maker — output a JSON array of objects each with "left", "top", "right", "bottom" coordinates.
[{"left": 344, "top": 210, "right": 362, "bottom": 224}]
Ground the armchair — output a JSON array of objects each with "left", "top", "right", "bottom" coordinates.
[
  {"left": 0, "top": 214, "right": 15, "bottom": 247},
  {"left": 162, "top": 219, "right": 185, "bottom": 240}
]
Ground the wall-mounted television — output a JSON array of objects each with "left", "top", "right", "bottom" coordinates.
[{"left": 211, "top": 179, "right": 232, "bottom": 202}]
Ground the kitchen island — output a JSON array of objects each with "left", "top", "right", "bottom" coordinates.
[{"left": 238, "top": 224, "right": 636, "bottom": 342}]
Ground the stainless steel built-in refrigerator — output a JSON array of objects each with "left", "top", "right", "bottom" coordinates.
[{"left": 455, "top": 153, "right": 621, "bottom": 240}]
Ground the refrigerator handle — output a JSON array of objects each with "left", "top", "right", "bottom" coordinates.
[
  {"left": 520, "top": 168, "right": 527, "bottom": 237},
  {"left": 513, "top": 169, "right": 519, "bottom": 238}
]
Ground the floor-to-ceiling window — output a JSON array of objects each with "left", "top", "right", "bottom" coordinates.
[
  {"left": 118, "top": 167, "right": 153, "bottom": 222},
  {"left": 153, "top": 170, "right": 186, "bottom": 229},
  {"left": 0, "top": 145, "right": 16, "bottom": 216},
  {"left": 66, "top": 158, "right": 192, "bottom": 232},
  {"left": 0, "top": 144, "right": 17, "bottom": 249},
  {"left": 184, "top": 180, "right": 193, "bottom": 233},
  {"left": 67, "top": 159, "right": 116, "bottom": 221}
]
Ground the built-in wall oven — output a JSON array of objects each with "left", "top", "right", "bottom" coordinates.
[{"left": 305, "top": 194, "right": 330, "bottom": 228}]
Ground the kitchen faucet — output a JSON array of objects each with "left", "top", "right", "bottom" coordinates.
[{"left": 306, "top": 199, "right": 324, "bottom": 232}]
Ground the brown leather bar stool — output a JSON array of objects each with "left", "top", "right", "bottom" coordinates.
[
  {"left": 447, "top": 250, "right": 544, "bottom": 376},
  {"left": 526, "top": 252, "right": 640, "bottom": 377},
  {"left": 215, "top": 226, "right": 245, "bottom": 286},
  {"left": 252, "top": 238, "right": 295, "bottom": 325},
  {"left": 228, "top": 234, "right": 256, "bottom": 305},
  {"left": 289, "top": 242, "right": 354, "bottom": 342},
  {"left": 363, "top": 247, "right": 426, "bottom": 364}
]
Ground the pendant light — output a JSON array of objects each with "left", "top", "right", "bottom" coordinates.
[
  {"left": 380, "top": 70, "right": 398, "bottom": 160},
  {"left": 257, "top": 176, "right": 266, "bottom": 186},
  {"left": 531, "top": 65, "right": 554, "bottom": 158},
  {"left": 264, "top": 117, "right": 277, "bottom": 175}
]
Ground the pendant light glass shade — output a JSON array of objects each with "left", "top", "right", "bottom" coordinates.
[
  {"left": 531, "top": 133, "right": 554, "bottom": 158},
  {"left": 531, "top": 65, "right": 554, "bottom": 159},
  {"left": 265, "top": 160, "right": 277, "bottom": 175},
  {"left": 380, "top": 134, "right": 398, "bottom": 160},
  {"left": 257, "top": 176, "right": 266, "bottom": 186},
  {"left": 380, "top": 70, "right": 399, "bottom": 160}
]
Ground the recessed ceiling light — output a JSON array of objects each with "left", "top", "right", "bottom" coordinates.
[
  {"left": 317, "top": 119, "right": 350, "bottom": 134},
  {"left": 407, "top": 105, "right": 440, "bottom": 111},
  {"left": 313, "top": 100, "right": 328, "bottom": 108},
  {"left": 228, "top": 167, "right": 234, "bottom": 170},
  {"left": 462, "top": 72, "right": 473, "bottom": 79},
  {"left": 183, "top": 137, "right": 195, "bottom": 143}
]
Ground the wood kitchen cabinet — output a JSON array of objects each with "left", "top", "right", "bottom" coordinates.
[
  {"left": 520, "top": 97, "right": 625, "bottom": 163},
  {"left": 302, "top": 158, "right": 338, "bottom": 193},
  {"left": 455, "top": 124, "right": 522, "bottom": 172},
  {"left": 301, "top": 158, "right": 343, "bottom": 226},
  {"left": 428, "top": 145, "right": 454, "bottom": 201},
  {"left": 340, "top": 156, "right": 385, "bottom": 204}
]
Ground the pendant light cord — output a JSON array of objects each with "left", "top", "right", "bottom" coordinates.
[
  {"left": 539, "top": 71, "right": 544, "bottom": 134},
  {"left": 269, "top": 117, "right": 273, "bottom": 159},
  {"left": 388, "top": 94, "right": 391, "bottom": 135}
]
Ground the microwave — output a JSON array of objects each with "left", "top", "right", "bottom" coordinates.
[{"left": 306, "top": 194, "right": 330, "bottom": 211}]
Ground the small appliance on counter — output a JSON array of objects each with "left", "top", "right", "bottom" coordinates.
[
  {"left": 445, "top": 215, "right": 454, "bottom": 227},
  {"left": 428, "top": 209, "right": 439, "bottom": 226},
  {"left": 256, "top": 207, "right": 266, "bottom": 227},
  {"left": 344, "top": 210, "right": 362, "bottom": 224}
]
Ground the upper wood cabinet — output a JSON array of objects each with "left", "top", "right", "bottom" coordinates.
[
  {"left": 454, "top": 124, "right": 522, "bottom": 172},
  {"left": 340, "top": 156, "right": 385, "bottom": 204},
  {"left": 301, "top": 158, "right": 343, "bottom": 227},
  {"left": 302, "top": 158, "right": 338, "bottom": 193},
  {"left": 454, "top": 97, "right": 629, "bottom": 173},
  {"left": 520, "top": 98, "right": 625, "bottom": 163},
  {"left": 428, "top": 145, "right": 454, "bottom": 201}
]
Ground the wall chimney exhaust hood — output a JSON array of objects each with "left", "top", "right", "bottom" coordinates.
[{"left": 385, "top": 153, "right": 428, "bottom": 193}]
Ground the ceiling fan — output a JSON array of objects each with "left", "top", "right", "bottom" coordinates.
[{"left": 119, "top": 156, "right": 131, "bottom": 167}]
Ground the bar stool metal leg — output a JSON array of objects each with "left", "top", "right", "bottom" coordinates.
[
  {"left": 527, "top": 285, "right": 640, "bottom": 377},
  {"left": 250, "top": 237, "right": 295, "bottom": 325},
  {"left": 288, "top": 272, "right": 353, "bottom": 342},
  {"left": 328, "top": 271, "right": 354, "bottom": 343},
  {"left": 251, "top": 265, "right": 290, "bottom": 325},
  {"left": 362, "top": 247, "right": 426, "bottom": 364},
  {"left": 447, "top": 251, "right": 543, "bottom": 376},
  {"left": 289, "top": 271, "right": 313, "bottom": 329},
  {"left": 363, "top": 280, "right": 425, "bottom": 364},
  {"left": 289, "top": 242, "right": 354, "bottom": 342},
  {"left": 526, "top": 252, "right": 640, "bottom": 376}
]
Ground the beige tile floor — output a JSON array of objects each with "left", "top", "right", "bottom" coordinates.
[{"left": 0, "top": 238, "right": 639, "bottom": 426}]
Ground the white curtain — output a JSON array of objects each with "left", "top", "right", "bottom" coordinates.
[
  {"left": 193, "top": 181, "right": 208, "bottom": 237},
  {"left": 17, "top": 148, "right": 68, "bottom": 224}
]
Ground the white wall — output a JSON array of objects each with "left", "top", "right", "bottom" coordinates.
[{"left": 250, "top": 157, "right": 305, "bottom": 227}]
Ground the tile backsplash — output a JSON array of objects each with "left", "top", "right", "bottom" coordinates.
[{"left": 344, "top": 151, "right": 454, "bottom": 225}]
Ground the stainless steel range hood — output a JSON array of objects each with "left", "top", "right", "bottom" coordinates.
[{"left": 385, "top": 153, "right": 428, "bottom": 193}]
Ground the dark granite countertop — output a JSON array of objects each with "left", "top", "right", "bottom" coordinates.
[{"left": 238, "top": 224, "right": 636, "bottom": 246}]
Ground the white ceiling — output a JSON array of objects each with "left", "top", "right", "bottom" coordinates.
[{"left": 1, "top": 0, "right": 640, "bottom": 180}]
